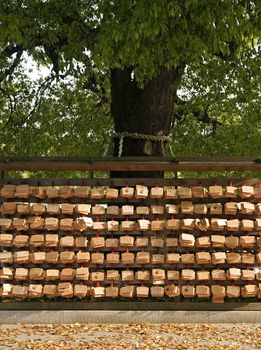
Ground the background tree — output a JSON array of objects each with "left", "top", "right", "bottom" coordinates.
[{"left": 0, "top": 0, "right": 260, "bottom": 176}]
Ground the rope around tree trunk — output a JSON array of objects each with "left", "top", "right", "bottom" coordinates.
[{"left": 104, "top": 132, "right": 174, "bottom": 157}]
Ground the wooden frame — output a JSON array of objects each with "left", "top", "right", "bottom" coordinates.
[
  {"left": 0, "top": 157, "right": 260, "bottom": 309},
  {"left": 0, "top": 301, "right": 260, "bottom": 311},
  {"left": 0, "top": 156, "right": 260, "bottom": 173}
]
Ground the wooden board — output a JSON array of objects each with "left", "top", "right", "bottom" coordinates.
[
  {"left": 0, "top": 301, "right": 260, "bottom": 311},
  {"left": 0, "top": 157, "right": 261, "bottom": 172}
]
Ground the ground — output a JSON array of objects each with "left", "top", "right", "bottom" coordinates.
[{"left": 0, "top": 324, "right": 260, "bottom": 349}]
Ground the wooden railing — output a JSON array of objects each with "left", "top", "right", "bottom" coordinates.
[{"left": 0, "top": 156, "right": 260, "bottom": 173}]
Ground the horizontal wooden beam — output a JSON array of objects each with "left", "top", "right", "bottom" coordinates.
[
  {"left": 0, "top": 301, "right": 260, "bottom": 311},
  {"left": 0, "top": 157, "right": 261, "bottom": 172},
  {"left": 0, "top": 178, "right": 258, "bottom": 186}
]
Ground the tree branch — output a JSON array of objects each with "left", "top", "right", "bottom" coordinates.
[
  {"left": 0, "top": 46, "right": 24, "bottom": 82},
  {"left": 1, "top": 44, "right": 23, "bottom": 58},
  {"left": 0, "top": 86, "right": 17, "bottom": 132}
]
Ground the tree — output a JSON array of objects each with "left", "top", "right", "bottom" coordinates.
[{"left": 0, "top": 0, "right": 260, "bottom": 176}]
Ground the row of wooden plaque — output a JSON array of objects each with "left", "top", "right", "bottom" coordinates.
[
  {"left": 0, "top": 233, "right": 260, "bottom": 248},
  {"left": 0, "top": 267, "right": 260, "bottom": 281},
  {"left": 0, "top": 217, "right": 261, "bottom": 231},
  {"left": 0, "top": 251, "right": 260, "bottom": 264},
  {"left": 1, "top": 283, "right": 260, "bottom": 301},
  {"left": 1, "top": 202, "right": 261, "bottom": 216},
  {"left": 1, "top": 184, "right": 261, "bottom": 199}
]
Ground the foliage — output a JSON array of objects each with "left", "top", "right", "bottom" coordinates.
[
  {"left": 97, "top": 0, "right": 261, "bottom": 84},
  {"left": 173, "top": 51, "right": 261, "bottom": 157},
  {"left": 0, "top": 0, "right": 260, "bottom": 178},
  {"left": 1, "top": 1, "right": 260, "bottom": 76},
  {"left": 0, "top": 67, "right": 112, "bottom": 157}
]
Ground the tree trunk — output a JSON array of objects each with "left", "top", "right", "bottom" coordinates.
[{"left": 110, "top": 66, "right": 184, "bottom": 178}]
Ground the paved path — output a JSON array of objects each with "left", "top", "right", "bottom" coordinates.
[
  {"left": 0, "top": 323, "right": 260, "bottom": 349},
  {"left": 1, "top": 310, "right": 261, "bottom": 323}
]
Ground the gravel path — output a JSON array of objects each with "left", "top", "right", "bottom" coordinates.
[{"left": 0, "top": 323, "right": 260, "bottom": 349}]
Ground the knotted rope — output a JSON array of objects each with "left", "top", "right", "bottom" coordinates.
[{"left": 104, "top": 131, "right": 173, "bottom": 157}]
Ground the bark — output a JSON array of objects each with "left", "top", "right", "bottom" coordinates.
[{"left": 110, "top": 65, "right": 184, "bottom": 178}]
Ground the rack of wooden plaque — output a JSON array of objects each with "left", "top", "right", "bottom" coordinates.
[{"left": 0, "top": 179, "right": 261, "bottom": 303}]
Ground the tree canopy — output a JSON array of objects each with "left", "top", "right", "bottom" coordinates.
[{"left": 0, "top": 0, "right": 260, "bottom": 166}]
